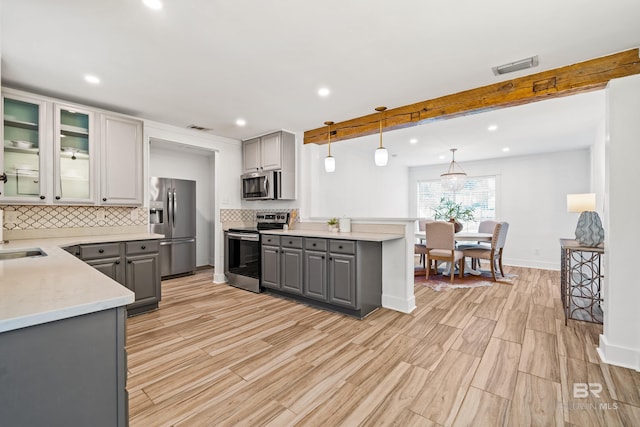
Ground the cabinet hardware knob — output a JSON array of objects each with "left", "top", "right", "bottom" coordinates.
[
  {"left": 321, "top": 256, "right": 325, "bottom": 259},
  {"left": 289, "top": 241, "right": 292, "bottom": 244},
  {"left": 40, "top": 195, "right": 45, "bottom": 200},
  {"left": 339, "top": 245, "right": 343, "bottom": 249},
  {"left": 102, "top": 198, "right": 107, "bottom": 202},
  {"left": 116, "top": 261, "right": 120, "bottom": 264},
  {"left": 128, "top": 260, "right": 132, "bottom": 264},
  {"left": 312, "top": 243, "right": 316, "bottom": 246},
  {"left": 141, "top": 245, "right": 146, "bottom": 249},
  {"left": 99, "top": 249, "right": 104, "bottom": 253},
  {"left": 75, "top": 252, "right": 80, "bottom": 256},
  {"left": 55, "top": 196, "right": 61, "bottom": 200}
]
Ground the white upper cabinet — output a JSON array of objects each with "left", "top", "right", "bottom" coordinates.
[
  {"left": 1, "top": 92, "right": 49, "bottom": 203},
  {"left": 53, "top": 103, "right": 96, "bottom": 204},
  {"left": 242, "top": 137, "right": 261, "bottom": 173},
  {"left": 100, "top": 114, "right": 143, "bottom": 206},
  {"left": 260, "top": 132, "right": 282, "bottom": 171},
  {"left": 1, "top": 87, "right": 144, "bottom": 206}
]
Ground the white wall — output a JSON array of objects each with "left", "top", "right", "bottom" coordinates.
[
  {"left": 143, "top": 120, "right": 242, "bottom": 282},
  {"left": 302, "top": 138, "right": 409, "bottom": 219},
  {"left": 408, "top": 150, "right": 592, "bottom": 270},
  {"left": 598, "top": 74, "right": 640, "bottom": 371},
  {"left": 149, "top": 143, "right": 214, "bottom": 267}
]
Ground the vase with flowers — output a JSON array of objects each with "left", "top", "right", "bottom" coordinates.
[
  {"left": 432, "top": 197, "right": 475, "bottom": 232},
  {"left": 327, "top": 217, "right": 339, "bottom": 232}
]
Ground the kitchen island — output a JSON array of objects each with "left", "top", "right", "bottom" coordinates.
[
  {"left": 260, "top": 226, "right": 405, "bottom": 317},
  {"left": 0, "top": 232, "right": 161, "bottom": 427}
]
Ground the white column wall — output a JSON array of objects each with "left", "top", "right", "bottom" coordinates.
[{"left": 598, "top": 73, "right": 640, "bottom": 371}]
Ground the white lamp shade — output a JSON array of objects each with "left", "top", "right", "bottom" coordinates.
[
  {"left": 324, "top": 155, "right": 335, "bottom": 172},
  {"left": 375, "top": 147, "right": 388, "bottom": 166},
  {"left": 567, "top": 193, "right": 596, "bottom": 212}
]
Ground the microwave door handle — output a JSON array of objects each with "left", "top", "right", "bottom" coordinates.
[{"left": 264, "top": 176, "right": 269, "bottom": 197}]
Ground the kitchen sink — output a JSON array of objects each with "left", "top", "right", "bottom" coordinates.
[{"left": 0, "top": 248, "right": 47, "bottom": 260}]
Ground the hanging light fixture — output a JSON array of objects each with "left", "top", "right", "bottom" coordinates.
[
  {"left": 374, "top": 106, "right": 388, "bottom": 166},
  {"left": 441, "top": 148, "right": 467, "bottom": 191},
  {"left": 324, "top": 121, "right": 335, "bottom": 172}
]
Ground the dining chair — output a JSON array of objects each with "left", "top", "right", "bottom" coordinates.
[
  {"left": 414, "top": 219, "right": 433, "bottom": 268},
  {"left": 425, "top": 221, "right": 464, "bottom": 283},
  {"left": 461, "top": 222, "right": 508, "bottom": 281},
  {"left": 463, "top": 220, "right": 498, "bottom": 269}
]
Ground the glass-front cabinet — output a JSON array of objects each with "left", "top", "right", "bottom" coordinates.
[
  {"left": 1, "top": 94, "right": 48, "bottom": 202},
  {"left": 54, "top": 104, "right": 95, "bottom": 203}
]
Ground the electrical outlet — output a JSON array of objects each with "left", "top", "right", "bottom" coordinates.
[
  {"left": 130, "top": 209, "right": 139, "bottom": 221},
  {"left": 96, "top": 210, "right": 106, "bottom": 221},
  {"left": 4, "top": 210, "right": 18, "bottom": 223}
]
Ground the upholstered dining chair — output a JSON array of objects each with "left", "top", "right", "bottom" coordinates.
[
  {"left": 425, "top": 221, "right": 464, "bottom": 283},
  {"left": 464, "top": 220, "right": 499, "bottom": 269},
  {"left": 414, "top": 219, "right": 433, "bottom": 268},
  {"left": 462, "top": 222, "right": 509, "bottom": 281}
]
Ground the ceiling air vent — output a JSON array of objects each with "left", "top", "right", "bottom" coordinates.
[
  {"left": 187, "top": 124, "right": 214, "bottom": 132},
  {"left": 492, "top": 55, "right": 539, "bottom": 76}
]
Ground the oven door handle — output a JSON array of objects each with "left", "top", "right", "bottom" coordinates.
[{"left": 227, "top": 232, "right": 260, "bottom": 241}]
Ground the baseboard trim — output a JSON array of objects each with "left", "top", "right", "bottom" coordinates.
[{"left": 598, "top": 334, "right": 640, "bottom": 372}]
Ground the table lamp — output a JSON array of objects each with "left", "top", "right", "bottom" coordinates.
[{"left": 567, "top": 193, "right": 604, "bottom": 247}]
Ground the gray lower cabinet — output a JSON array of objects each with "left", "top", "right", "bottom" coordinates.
[
  {"left": 73, "top": 239, "right": 161, "bottom": 316},
  {"left": 0, "top": 307, "right": 128, "bottom": 426},
  {"left": 261, "top": 235, "right": 381, "bottom": 318}
]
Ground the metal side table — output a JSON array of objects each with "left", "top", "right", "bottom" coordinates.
[{"left": 560, "top": 239, "right": 604, "bottom": 325}]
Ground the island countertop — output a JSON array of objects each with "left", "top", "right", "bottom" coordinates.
[
  {"left": 0, "top": 233, "right": 163, "bottom": 333},
  {"left": 259, "top": 229, "right": 403, "bottom": 242}
]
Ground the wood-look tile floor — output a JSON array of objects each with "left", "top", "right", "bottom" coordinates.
[{"left": 126, "top": 266, "right": 640, "bottom": 426}]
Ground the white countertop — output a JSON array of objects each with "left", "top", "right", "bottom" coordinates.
[
  {"left": 0, "top": 233, "right": 163, "bottom": 333},
  {"left": 260, "top": 229, "right": 403, "bottom": 242}
]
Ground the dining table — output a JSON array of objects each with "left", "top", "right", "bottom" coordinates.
[{"left": 414, "top": 231, "right": 492, "bottom": 243}]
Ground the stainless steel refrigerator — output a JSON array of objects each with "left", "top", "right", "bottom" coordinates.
[{"left": 149, "top": 177, "right": 196, "bottom": 278}]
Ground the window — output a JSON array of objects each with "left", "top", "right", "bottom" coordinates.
[{"left": 417, "top": 176, "right": 496, "bottom": 232}]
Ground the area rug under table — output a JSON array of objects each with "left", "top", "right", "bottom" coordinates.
[{"left": 414, "top": 267, "right": 517, "bottom": 291}]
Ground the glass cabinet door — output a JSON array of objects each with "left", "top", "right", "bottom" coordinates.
[
  {"left": 54, "top": 104, "right": 94, "bottom": 203},
  {"left": 1, "top": 94, "right": 47, "bottom": 202}
]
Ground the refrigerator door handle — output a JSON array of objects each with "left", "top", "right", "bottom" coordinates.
[
  {"left": 167, "top": 190, "right": 173, "bottom": 228},
  {"left": 172, "top": 188, "right": 177, "bottom": 227}
]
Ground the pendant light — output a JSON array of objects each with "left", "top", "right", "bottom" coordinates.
[
  {"left": 324, "top": 121, "right": 335, "bottom": 172},
  {"left": 441, "top": 148, "right": 467, "bottom": 191},
  {"left": 374, "top": 106, "right": 388, "bottom": 166}
]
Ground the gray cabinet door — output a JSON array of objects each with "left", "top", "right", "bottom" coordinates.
[
  {"left": 260, "top": 132, "right": 282, "bottom": 171},
  {"left": 281, "top": 247, "right": 303, "bottom": 294},
  {"left": 242, "top": 137, "right": 261, "bottom": 173},
  {"left": 329, "top": 253, "right": 357, "bottom": 308},
  {"left": 87, "top": 257, "right": 124, "bottom": 284},
  {"left": 261, "top": 245, "right": 280, "bottom": 289},
  {"left": 126, "top": 254, "right": 159, "bottom": 309},
  {"left": 304, "top": 250, "right": 327, "bottom": 301}
]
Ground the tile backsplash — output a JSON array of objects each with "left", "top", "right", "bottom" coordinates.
[
  {"left": 220, "top": 208, "right": 299, "bottom": 223},
  {"left": 1, "top": 205, "right": 148, "bottom": 230}
]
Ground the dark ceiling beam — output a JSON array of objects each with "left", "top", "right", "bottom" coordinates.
[{"left": 303, "top": 48, "right": 640, "bottom": 145}]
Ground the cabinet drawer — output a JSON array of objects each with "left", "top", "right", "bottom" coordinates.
[
  {"left": 262, "top": 235, "right": 280, "bottom": 246},
  {"left": 126, "top": 240, "right": 159, "bottom": 256},
  {"left": 329, "top": 240, "right": 356, "bottom": 254},
  {"left": 281, "top": 236, "right": 303, "bottom": 249},
  {"left": 305, "top": 238, "right": 327, "bottom": 251},
  {"left": 80, "top": 243, "right": 121, "bottom": 260}
]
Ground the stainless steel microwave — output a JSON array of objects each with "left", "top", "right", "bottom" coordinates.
[{"left": 242, "top": 170, "right": 280, "bottom": 200}]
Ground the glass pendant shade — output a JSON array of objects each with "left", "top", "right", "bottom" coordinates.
[
  {"left": 375, "top": 147, "right": 388, "bottom": 166},
  {"left": 441, "top": 148, "right": 466, "bottom": 191},
  {"left": 374, "top": 106, "right": 387, "bottom": 167},
  {"left": 324, "top": 155, "right": 335, "bottom": 172},
  {"left": 324, "top": 120, "right": 335, "bottom": 172}
]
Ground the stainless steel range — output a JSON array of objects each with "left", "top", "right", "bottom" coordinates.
[{"left": 224, "top": 212, "right": 289, "bottom": 292}]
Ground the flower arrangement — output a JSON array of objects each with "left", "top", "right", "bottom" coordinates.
[{"left": 432, "top": 197, "right": 475, "bottom": 222}]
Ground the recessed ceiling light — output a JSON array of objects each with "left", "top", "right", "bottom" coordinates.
[
  {"left": 409, "top": 138, "right": 418, "bottom": 144},
  {"left": 502, "top": 147, "right": 510, "bottom": 152},
  {"left": 488, "top": 124, "right": 498, "bottom": 131},
  {"left": 235, "top": 118, "right": 246, "bottom": 127},
  {"left": 84, "top": 75, "right": 100, "bottom": 84},
  {"left": 318, "top": 87, "right": 330, "bottom": 97},
  {"left": 142, "top": 0, "right": 163, "bottom": 10}
]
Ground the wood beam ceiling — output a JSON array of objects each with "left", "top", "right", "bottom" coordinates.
[{"left": 303, "top": 48, "right": 640, "bottom": 145}]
